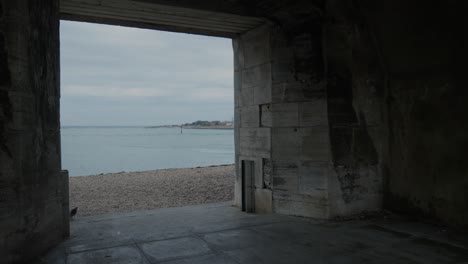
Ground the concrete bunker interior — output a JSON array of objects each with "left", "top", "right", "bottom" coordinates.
[{"left": 1, "top": 0, "right": 467, "bottom": 263}]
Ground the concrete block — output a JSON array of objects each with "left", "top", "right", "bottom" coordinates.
[
  {"left": 234, "top": 71, "right": 241, "bottom": 108},
  {"left": 260, "top": 104, "right": 272, "bottom": 127},
  {"left": 234, "top": 177, "right": 242, "bottom": 208},
  {"left": 327, "top": 127, "right": 352, "bottom": 165},
  {"left": 234, "top": 109, "right": 240, "bottom": 178},
  {"left": 273, "top": 191, "right": 329, "bottom": 218},
  {"left": 240, "top": 105, "right": 259, "bottom": 128},
  {"left": 254, "top": 157, "right": 264, "bottom": 189},
  {"left": 242, "top": 63, "right": 271, "bottom": 89},
  {"left": 273, "top": 172, "right": 298, "bottom": 193},
  {"left": 298, "top": 161, "right": 329, "bottom": 198},
  {"left": 270, "top": 29, "right": 294, "bottom": 61},
  {"left": 272, "top": 81, "right": 326, "bottom": 103},
  {"left": 328, "top": 165, "right": 382, "bottom": 217},
  {"left": 272, "top": 127, "right": 331, "bottom": 162},
  {"left": 7, "top": 130, "right": 37, "bottom": 175},
  {"left": 272, "top": 61, "right": 295, "bottom": 83},
  {"left": 239, "top": 80, "right": 254, "bottom": 107},
  {"left": 6, "top": 37, "right": 32, "bottom": 94},
  {"left": 9, "top": 92, "right": 34, "bottom": 114},
  {"left": 272, "top": 160, "right": 298, "bottom": 192},
  {"left": 239, "top": 127, "right": 271, "bottom": 158},
  {"left": 270, "top": 102, "right": 299, "bottom": 127},
  {"left": 253, "top": 80, "right": 272, "bottom": 105},
  {"left": 299, "top": 100, "right": 328, "bottom": 127},
  {"left": 0, "top": 142, "right": 14, "bottom": 180},
  {"left": 292, "top": 34, "right": 317, "bottom": 59},
  {"left": 0, "top": 188, "right": 18, "bottom": 220},
  {"left": 11, "top": 111, "right": 34, "bottom": 130},
  {"left": 42, "top": 197, "right": 67, "bottom": 241},
  {"left": 232, "top": 38, "right": 244, "bottom": 71},
  {"left": 301, "top": 128, "right": 331, "bottom": 162},
  {"left": 234, "top": 108, "right": 241, "bottom": 131},
  {"left": 271, "top": 128, "right": 301, "bottom": 161},
  {"left": 241, "top": 26, "right": 271, "bottom": 68},
  {"left": 255, "top": 189, "right": 273, "bottom": 214}
]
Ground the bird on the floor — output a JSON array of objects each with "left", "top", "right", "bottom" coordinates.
[{"left": 70, "top": 207, "right": 78, "bottom": 219}]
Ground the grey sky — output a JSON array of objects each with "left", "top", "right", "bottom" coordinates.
[{"left": 60, "top": 21, "right": 233, "bottom": 126}]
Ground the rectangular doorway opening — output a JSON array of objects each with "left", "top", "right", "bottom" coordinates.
[{"left": 60, "top": 20, "right": 235, "bottom": 218}]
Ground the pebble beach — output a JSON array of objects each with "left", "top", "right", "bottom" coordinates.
[{"left": 69, "top": 165, "right": 235, "bottom": 217}]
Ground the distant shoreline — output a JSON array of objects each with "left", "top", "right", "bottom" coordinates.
[
  {"left": 185, "top": 127, "right": 233, "bottom": 130},
  {"left": 61, "top": 126, "right": 233, "bottom": 130},
  {"left": 145, "top": 126, "right": 233, "bottom": 130}
]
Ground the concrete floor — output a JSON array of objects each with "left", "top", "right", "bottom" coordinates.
[{"left": 39, "top": 202, "right": 468, "bottom": 264}]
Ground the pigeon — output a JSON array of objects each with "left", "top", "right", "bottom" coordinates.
[{"left": 70, "top": 207, "right": 78, "bottom": 218}]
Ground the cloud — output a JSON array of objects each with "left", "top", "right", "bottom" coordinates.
[
  {"left": 62, "top": 85, "right": 171, "bottom": 97},
  {"left": 60, "top": 21, "right": 234, "bottom": 125}
]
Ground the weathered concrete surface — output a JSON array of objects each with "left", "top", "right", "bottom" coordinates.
[
  {"left": 234, "top": 0, "right": 468, "bottom": 230},
  {"left": 233, "top": 25, "right": 273, "bottom": 211},
  {"left": 38, "top": 203, "right": 468, "bottom": 264},
  {"left": 324, "top": 0, "right": 468, "bottom": 229},
  {"left": 234, "top": 3, "right": 382, "bottom": 218},
  {"left": 59, "top": 0, "right": 268, "bottom": 38},
  {"left": 2, "top": 0, "right": 468, "bottom": 262},
  {"left": 324, "top": 0, "right": 384, "bottom": 218},
  {"left": 0, "top": 1, "right": 67, "bottom": 263},
  {"left": 375, "top": 0, "right": 468, "bottom": 231}
]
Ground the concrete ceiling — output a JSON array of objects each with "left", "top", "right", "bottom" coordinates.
[{"left": 59, "top": 0, "right": 269, "bottom": 38}]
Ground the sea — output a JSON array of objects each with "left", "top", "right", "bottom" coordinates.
[{"left": 61, "top": 126, "right": 234, "bottom": 176}]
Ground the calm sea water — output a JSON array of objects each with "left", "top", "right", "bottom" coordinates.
[{"left": 61, "top": 127, "right": 234, "bottom": 176}]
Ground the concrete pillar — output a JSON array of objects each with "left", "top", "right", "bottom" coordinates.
[
  {"left": 233, "top": 25, "right": 273, "bottom": 214},
  {"left": 234, "top": 12, "right": 383, "bottom": 218},
  {"left": 234, "top": 23, "right": 332, "bottom": 217},
  {"left": 0, "top": 1, "right": 65, "bottom": 263}
]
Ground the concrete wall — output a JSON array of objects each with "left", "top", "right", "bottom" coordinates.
[
  {"left": 235, "top": 0, "right": 467, "bottom": 230},
  {"left": 0, "top": 1, "right": 68, "bottom": 263},
  {"left": 324, "top": 0, "right": 385, "bottom": 217},
  {"left": 323, "top": 0, "right": 468, "bottom": 228},
  {"left": 234, "top": 7, "right": 383, "bottom": 218},
  {"left": 365, "top": 0, "right": 467, "bottom": 229},
  {"left": 233, "top": 25, "right": 273, "bottom": 214},
  {"left": 267, "top": 21, "right": 333, "bottom": 218}
]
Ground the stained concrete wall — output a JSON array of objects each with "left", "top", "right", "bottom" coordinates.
[
  {"left": 233, "top": 25, "right": 274, "bottom": 214},
  {"left": 0, "top": 1, "right": 68, "bottom": 263},
  {"left": 235, "top": 0, "right": 467, "bottom": 229},
  {"left": 324, "top": 1, "right": 385, "bottom": 217},
  {"left": 267, "top": 21, "right": 334, "bottom": 218},
  {"left": 234, "top": 8, "right": 383, "bottom": 218},
  {"left": 362, "top": 0, "right": 467, "bottom": 229},
  {"left": 322, "top": 0, "right": 468, "bottom": 229}
]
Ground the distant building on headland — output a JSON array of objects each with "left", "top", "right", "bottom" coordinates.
[
  {"left": 146, "top": 120, "right": 233, "bottom": 130},
  {"left": 182, "top": 120, "right": 233, "bottom": 129}
]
